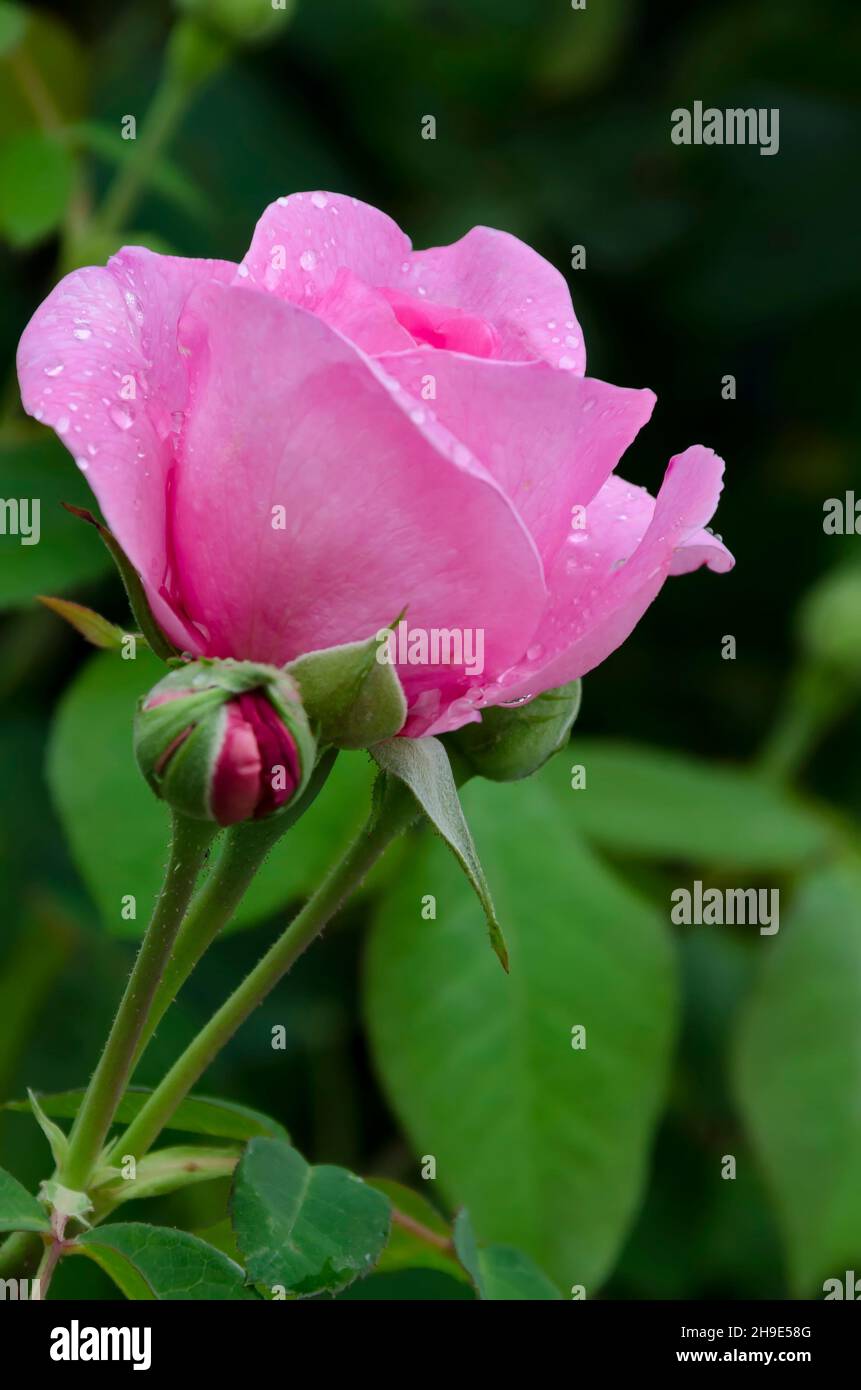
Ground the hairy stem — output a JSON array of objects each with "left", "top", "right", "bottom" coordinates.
[
  {"left": 109, "top": 779, "right": 418, "bottom": 1165},
  {"left": 132, "top": 751, "right": 338, "bottom": 1068},
  {"left": 58, "top": 814, "right": 216, "bottom": 1192}
]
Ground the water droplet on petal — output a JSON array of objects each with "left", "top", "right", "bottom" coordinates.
[
  {"left": 109, "top": 404, "right": 134, "bottom": 430},
  {"left": 43, "top": 363, "right": 64, "bottom": 377},
  {"left": 310, "top": 191, "right": 328, "bottom": 209},
  {"left": 56, "top": 415, "right": 70, "bottom": 435},
  {"left": 299, "top": 250, "right": 317, "bottom": 271},
  {"left": 73, "top": 327, "right": 92, "bottom": 340},
  {"left": 559, "top": 356, "right": 577, "bottom": 370}
]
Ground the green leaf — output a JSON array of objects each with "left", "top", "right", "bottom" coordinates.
[
  {"left": 5, "top": 1087, "right": 288, "bottom": 1143},
  {"left": 454, "top": 1209, "right": 561, "bottom": 1300},
  {"left": 77, "top": 1224, "right": 255, "bottom": 1300},
  {"left": 447, "top": 680, "right": 581, "bottom": 782},
  {"left": 0, "top": 130, "right": 74, "bottom": 246},
  {"left": 0, "top": 3, "right": 26, "bottom": 58},
  {"left": 372, "top": 736, "right": 508, "bottom": 970},
  {"left": 0, "top": 1164, "right": 50, "bottom": 1233},
  {"left": 548, "top": 737, "right": 831, "bottom": 869},
  {"left": 47, "top": 649, "right": 375, "bottom": 936},
  {"left": 230, "top": 1138, "right": 391, "bottom": 1297},
  {"left": 37, "top": 595, "right": 132, "bottom": 650},
  {"left": 287, "top": 632, "right": 407, "bottom": 748},
  {"left": 368, "top": 1178, "right": 466, "bottom": 1281},
  {"left": 0, "top": 9, "right": 86, "bottom": 141},
  {"left": 0, "top": 438, "right": 112, "bottom": 609},
  {"left": 96, "top": 1145, "right": 241, "bottom": 1207},
  {"left": 733, "top": 859, "right": 861, "bottom": 1295},
  {"left": 364, "top": 766, "right": 676, "bottom": 1292}
]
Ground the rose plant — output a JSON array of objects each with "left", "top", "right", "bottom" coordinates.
[{"left": 0, "top": 189, "right": 731, "bottom": 1300}]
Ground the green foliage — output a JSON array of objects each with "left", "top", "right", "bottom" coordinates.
[
  {"left": 550, "top": 738, "right": 830, "bottom": 869},
  {"left": 364, "top": 766, "right": 677, "bottom": 1292},
  {"left": 77, "top": 1223, "right": 255, "bottom": 1299},
  {"left": 230, "top": 1138, "right": 391, "bottom": 1296},
  {"left": 0, "top": 439, "right": 112, "bottom": 609},
  {"left": 372, "top": 736, "right": 508, "bottom": 969},
  {"left": 96, "top": 1144, "right": 240, "bottom": 1206},
  {"left": 733, "top": 858, "right": 861, "bottom": 1295},
  {"left": 0, "top": 131, "right": 74, "bottom": 247},
  {"left": 454, "top": 1209, "right": 561, "bottom": 1300},
  {"left": 369, "top": 1178, "right": 467, "bottom": 1282},
  {"left": 5, "top": 1087, "right": 289, "bottom": 1142},
  {"left": 0, "top": 1163, "right": 49, "bottom": 1233}
]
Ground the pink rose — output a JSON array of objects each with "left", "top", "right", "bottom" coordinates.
[{"left": 17, "top": 192, "right": 732, "bottom": 737}]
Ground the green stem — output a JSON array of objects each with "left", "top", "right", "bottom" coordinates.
[
  {"left": 132, "top": 751, "right": 338, "bottom": 1067},
  {"left": 758, "top": 662, "right": 854, "bottom": 784},
  {"left": 0, "top": 1230, "right": 40, "bottom": 1280},
  {"left": 109, "top": 779, "right": 419, "bottom": 1165},
  {"left": 97, "top": 76, "right": 190, "bottom": 233},
  {"left": 58, "top": 814, "right": 216, "bottom": 1192},
  {"left": 96, "top": 18, "right": 228, "bottom": 234}
]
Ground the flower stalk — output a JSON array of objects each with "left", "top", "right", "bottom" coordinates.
[{"left": 58, "top": 813, "right": 216, "bottom": 1192}]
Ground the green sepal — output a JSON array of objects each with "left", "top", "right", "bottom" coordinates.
[
  {"left": 28, "top": 1087, "right": 69, "bottom": 1169},
  {"left": 286, "top": 632, "right": 407, "bottom": 749},
  {"left": 446, "top": 680, "right": 582, "bottom": 782},
  {"left": 371, "top": 736, "right": 508, "bottom": 971},
  {"left": 38, "top": 1180, "right": 94, "bottom": 1227},
  {"left": 61, "top": 503, "right": 181, "bottom": 661},
  {"left": 37, "top": 595, "right": 143, "bottom": 652},
  {"left": 134, "top": 659, "right": 317, "bottom": 822}
]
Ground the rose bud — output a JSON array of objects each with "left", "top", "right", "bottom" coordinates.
[{"left": 134, "top": 660, "right": 316, "bottom": 826}]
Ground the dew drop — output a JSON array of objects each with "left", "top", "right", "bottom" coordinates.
[
  {"left": 109, "top": 404, "right": 134, "bottom": 430},
  {"left": 43, "top": 363, "right": 64, "bottom": 377},
  {"left": 559, "top": 355, "right": 577, "bottom": 370},
  {"left": 310, "top": 191, "right": 328, "bottom": 209},
  {"left": 299, "top": 249, "right": 317, "bottom": 272},
  {"left": 56, "top": 415, "right": 70, "bottom": 435},
  {"left": 236, "top": 264, "right": 249, "bottom": 279},
  {"left": 73, "top": 327, "right": 92, "bottom": 340}
]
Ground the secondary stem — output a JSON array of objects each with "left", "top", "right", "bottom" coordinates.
[
  {"left": 132, "top": 750, "right": 338, "bottom": 1067},
  {"left": 109, "top": 780, "right": 419, "bottom": 1166},
  {"left": 59, "top": 813, "right": 216, "bottom": 1192},
  {"left": 96, "top": 18, "right": 227, "bottom": 234}
]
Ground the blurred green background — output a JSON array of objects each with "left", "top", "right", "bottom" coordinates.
[{"left": 1, "top": 0, "right": 860, "bottom": 1300}]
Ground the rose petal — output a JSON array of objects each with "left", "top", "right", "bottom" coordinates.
[
  {"left": 171, "top": 281, "right": 547, "bottom": 686},
  {"left": 377, "top": 349, "right": 655, "bottom": 568},
  {"left": 479, "top": 446, "right": 733, "bottom": 702},
  {"left": 235, "top": 191, "right": 411, "bottom": 304},
  {"left": 403, "top": 225, "right": 586, "bottom": 369},
  {"left": 17, "top": 248, "right": 236, "bottom": 651}
]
